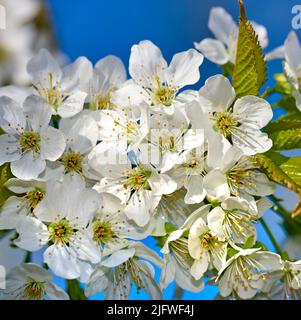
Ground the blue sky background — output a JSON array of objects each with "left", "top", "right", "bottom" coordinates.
[{"left": 40, "top": 0, "right": 301, "bottom": 299}]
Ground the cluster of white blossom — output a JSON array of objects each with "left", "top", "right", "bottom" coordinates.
[{"left": 0, "top": 6, "right": 301, "bottom": 300}]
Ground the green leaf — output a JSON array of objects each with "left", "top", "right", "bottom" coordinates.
[
  {"left": 227, "top": 247, "right": 238, "bottom": 258},
  {"left": 264, "top": 112, "right": 301, "bottom": 133},
  {"left": 0, "top": 164, "right": 13, "bottom": 208},
  {"left": 67, "top": 279, "right": 86, "bottom": 300},
  {"left": 243, "top": 235, "right": 255, "bottom": 249},
  {"left": 232, "top": 0, "right": 267, "bottom": 97},
  {"left": 276, "top": 96, "right": 298, "bottom": 113},
  {"left": 153, "top": 235, "right": 167, "bottom": 249},
  {"left": 270, "top": 128, "right": 301, "bottom": 150},
  {"left": 222, "top": 61, "right": 234, "bottom": 78},
  {"left": 165, "top": 222, "right": 177, "bottom": 234},
  {"left": 254, "top": 153, "right": 301, "bottom": 195},
  {"left": 280, "top": 157, "right": 301, "bottom": 187},
  {"left": 254, "top": 152, "right": 301, "bottom": 217}
]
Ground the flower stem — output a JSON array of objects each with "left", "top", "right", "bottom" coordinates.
[
  {"left": 66, "top": 279, "right": 86, "bottom": 300},
  {"left": 24, "top": 251, "right": 31, "bottom": 263},
  {"left": 260, "top": 217, "right": 283, "bottom": 257}
]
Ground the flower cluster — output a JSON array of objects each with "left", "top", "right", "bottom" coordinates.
[{"left": 0, "top": 5, "right": 301, "bottom": 300}]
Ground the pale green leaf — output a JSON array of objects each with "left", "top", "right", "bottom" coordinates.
[
  {"left": 270, "top": 128, "right": 301, "bottom": 150},
  {"left": 232, "top": 0, "right": 267, "bottom": 97}
]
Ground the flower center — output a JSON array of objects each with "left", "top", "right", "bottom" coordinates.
[
  {"left": 19, "top": 131, "right": 41, "bottom": 153},
  {"left": 114, "top": 119, "right": 139, "bottom": 139},
  {"left": 23, "top": 278, "right": 45, "bottom": 300},
  {"left": 34, "top": 73, "right": 65, "bottom": 108},
  {"left": 48, "top": 219, "right": 75, "bottom": 244},
  {"left": 158, "top": 134, "right": 177, "bottom": 153},
  {"left": 151, "top": 76, "right": 177, "bottom": 107},
  {"left": 26, "top": 189, "right": 45, "bottom": 210},
  {"left": 93, "top": 220, "right": 115, "bottom": 245},
  {"left": 213, "top": 111, "right": 238, "bottom": 138},
  {"left": 200, "top": 232, "right": 219, "bottom": 249},
  {"left": 62, "top": 152, "right": 83, "bottom": 174},
  {"left": 123, "top": 166, "right": 151, "bottom": 191},
  {"left": 93, "top": 92, "right": 114, "bottom": 110}
]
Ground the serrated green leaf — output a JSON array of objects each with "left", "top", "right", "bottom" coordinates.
[
  {"left": 280, "top": 157, "right": 301, "bottom": 187},
  {"left": 232, "top": 0, "right": 267, "bottom": 97},
  {"left": 254, "top": 153, "right": 301, "bottom": 195},
  {"left": 270, "top": 128, "right": 301, "bottom": 150},
  {"left": 276, "top": 96, "right": 298, "bottom": 113},
  {"left": 254, "top": 153, "right": 301, "bottom": 217},
  {"left": 264, "top": 113, "right": 301, "bottom": 133}
]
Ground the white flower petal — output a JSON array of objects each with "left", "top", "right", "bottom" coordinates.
[
  {"left": 40, "top": 126, "right": 66, "bottom": 161},
  {"left": 184, "top": 175, "right": 206, "bottom": 204},
  {"left": 129, "top": 242, "right": 163, "bottom": 268},
  {"left": 61, "top": 56, "right": 93, "bottom": 92},
  {"left": 57, "top": 91, "right": 87, "bottom": 118},
  {"left": 63, "top": 114, "right": 98, "bottom": 154},
  {"left": 265, "top": 45, "right": 285, "bottom": 61},
  {"left": 199, "top": 75, "right": 235, "bottom": 112},
  {"left": 234, "top": 96, "right": 273, "bottom": 128},
  {"left": 94, "top": 55, "right": 127, "bottom": 92},
  {"left": 124, "top": 191, "right": 153, "bottom": 227},
  {"left": 167, "top": 49, "right": 203, "bottom": 88},
  {"left": 101, "top": 248, "right": 135, "bottom": 268},
  {"left": 23, "top": 95, "right": 52, "bottom": 130},
  {"left": 71, "top": 231, "right": 101, "bottom": 264},
  {"left": 137, "top": 260, "right": 162, "bottom": 299},
  {"left": 27, "top": 49, "right": 62, "bottom": 86},
  {"left": 284, "top": 31, "right": 301, "bottom": 72},
  {"left": 173, "top": 256, "right": 204, "bottom": 292},
  {"left": 129, "top": 40, "right": 167, "bottom": 87},
  {"left": 15, "top": 216, "right": 49, "bottom": 251},
  {"left": 244, "top": 171, "right": 275, "bottom": 196},
  {"left": 0, "top": 134, "right": 21, "bottom": 165},
  {"left": 190, "top": 253, "right": 209, "bottom": 280},
  {"left": 149, "top": 171, "right": 177, "bottom": 195},
  {"left": 0, "top": 96, "right": 26, "bottom": 134},
  {"left": 208, "top": 7, "right": 237, "bottom": 45},
  {"left": 232, "top": 124, "right": 272, "bottom": 155},
  {"left": 44, "top": 244, "right": 80, "bottom": 279},
  {"left": 85, "top": 267, "right": 108, "bottom": 297},
  {"left": 0, "top": 196, "right": 27, "bottom": 229},
  {"left": 194, "top": 38, "right": 229, "bottom": 65},
  {"left": 160, "top": 256, "right": 176, "bottom": 289},
  {"left": 204, "top": 169, "right": 230, "bottom": 200},
  {"left": 11, "top": 152, "right": 46, "bottom": 180},
  {"left": 207, "top": 207, "right": 225, "bottom": 239},
  {"left": 45, "top": 283, "right": 69, "bottom": 300}
]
